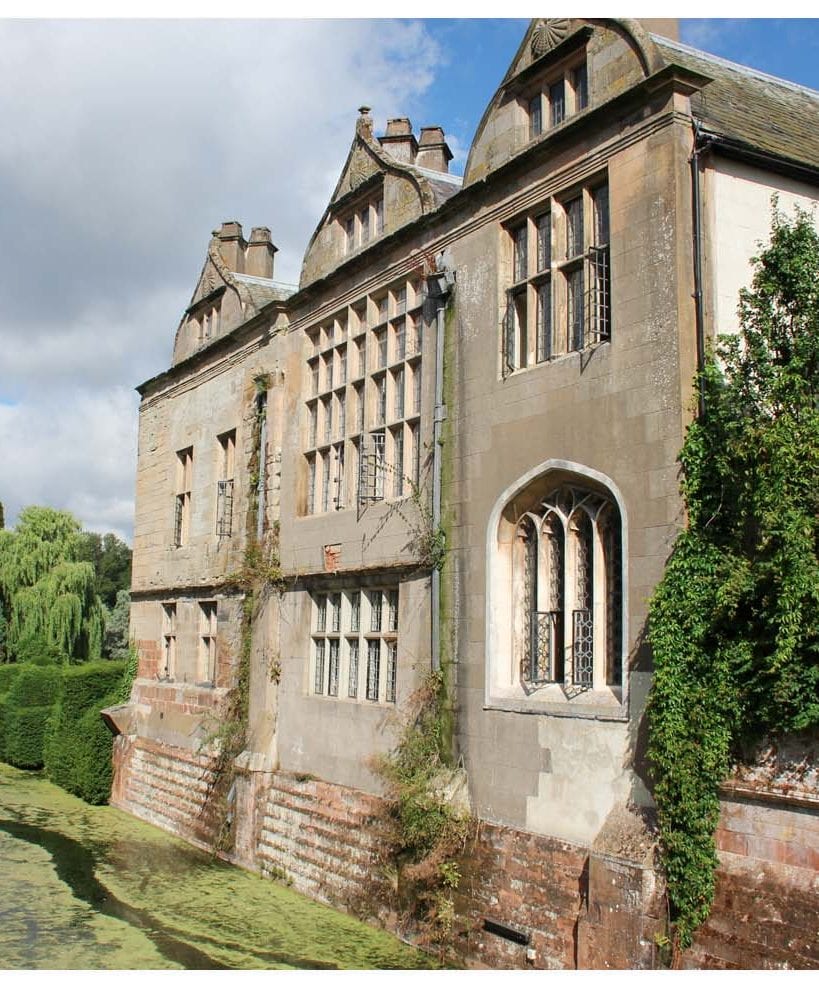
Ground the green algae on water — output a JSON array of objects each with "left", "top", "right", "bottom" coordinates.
[{"left": 0, "top": 764, "right": 438, "bottom": 970}]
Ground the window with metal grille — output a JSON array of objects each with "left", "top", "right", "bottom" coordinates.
[
  {"left": 410, "top": 422, "right": 420, "bottom": 487},
  {"left": 333, "top": 444, "right": 345, "bottom": 510},
  {"left": 321, "top": 451, "right": 331, "bottom": 513},
  {"left": 347, "top": 639, "right": 359, "bottom": 698},
  {"left": 393, "top": 367, "right": 404, "bottom": 420},
  {"left": 199, "top": 601, "right": 218, "bottom": 683},
  {"left": 161, "top": 603, "right": 176, "bottom": 680},
  {"left": 394, "top": 319, "right": 406, "bottom": 362},
  {"left": 307, "top": 455, "right": 316, "bottom": 514},
  {"left": 528, "top": 93, "right": 542, "bottom": 138},
  {"left": 370, "top": 589, "right": 383, "bottom": 632},
  {"left": 304, "top": 280, "right": 421, "bottom": 516},
  {"left": 328, "top": 639, "right": 340, "bottom": 696},
  {"left": 310, "top": 587, "right": 398, "bottom": 704},
  {"left": 216, "top": 430, "right": 236, "bottom": 538},
  {"left": 338, "top": 394, "right": 346, "bottom": 439},
  {"left": 549, "top": 79, "right": 565, "bottom": 126},
  {"left": 216, "top": 479, "right": 234, "bottom": 539},
  {"left": 392, "top": 428, "right": 404, "bottom": 497},
  {"left": 523, "top": 55, "right": 588, "bottom": 142},
  {"left": 385, "top": 641, "right": 397, "bottom": 703},
  {"left": 174, "top": 448, "right": 193, "bottom": 547},
  {"left": 314, "top": 639, "right": 326, "bottom": 694},
  {"left": 366, "top": 639, "right": 381, "bottom": 701},
  {"left": 509, "top": 483, "right": 622, "bottom": 694}
]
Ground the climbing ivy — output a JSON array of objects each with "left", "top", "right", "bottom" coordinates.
[
  {"left": 373, "top": 669, "right": 472, "bottom": 957},
  {"left": 202, "top": 375, "right": 283, "bottom": 852},
  {"left": 647, "top": 206, "right": 819, "bottom": 954}
]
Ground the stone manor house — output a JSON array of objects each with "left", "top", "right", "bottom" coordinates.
[{"left": 109, "top": 19, "right": 819, "bottom": 968}]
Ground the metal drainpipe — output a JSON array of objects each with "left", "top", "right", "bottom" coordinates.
[
  {"left": 691, "top": 121, "right": 709, "bottom": 419},
  {"left": 427, "top": 262, "right": 454, "bottom": 673}
]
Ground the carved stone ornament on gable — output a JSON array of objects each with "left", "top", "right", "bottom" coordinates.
[
  {"left": 203, "top": 269, "right": 217, "bottom": 295},
  {"left": 347, "top": 147, "right": 376, "bottom": 192},
  {"left": 531, "top": 18, "right": 571, "bottom": 58}
]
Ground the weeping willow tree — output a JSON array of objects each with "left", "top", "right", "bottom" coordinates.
[{"left": 0, "top": 507, "right": 104, "bottom": 663}]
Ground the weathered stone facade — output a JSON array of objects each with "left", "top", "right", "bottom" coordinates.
[{"left": 112, "top": 18, "right": 819, "bottom": 968}]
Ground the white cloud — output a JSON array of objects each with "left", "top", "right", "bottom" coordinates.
[
  {"left": 0, "top": 19, "right": 447, "bottom": 542},
  {"left": 0, "top": 386, "right": 138, "bottom": 541}
]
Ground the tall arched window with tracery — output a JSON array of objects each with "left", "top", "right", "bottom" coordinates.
[{"left": 504, "top": 481, "right": 623, "bottom": 697}]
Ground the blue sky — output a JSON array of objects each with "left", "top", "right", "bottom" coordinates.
[
  {"left": 1, "top": 17, "right": 818, "bottom": 542},
  {"left": 410, "top": 19, "right": 819, "bottom": 174}
]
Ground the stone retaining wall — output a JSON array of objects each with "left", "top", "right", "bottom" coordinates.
[{"left": 110, "top": 737, "right": 818, "bottom": 969}]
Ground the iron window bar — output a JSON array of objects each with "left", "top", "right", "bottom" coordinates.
[
  {"left": 216, "top": 478, "right": 234, "bottom": 538},
  {"left": 572, "top": 608, "right": 594, "bottom": 687},
  {"left": 588, "top": 244, "right": 611, "bottom": 344},
  {"left": 527, "top": 610, "right": 561, "bottom": 684}
]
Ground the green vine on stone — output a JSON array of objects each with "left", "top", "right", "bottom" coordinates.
[
  {"left": 373, "top": 669, "right": 472, "bottom": 959},
  {"left": 647, "top": 205, "right": 819, "bottom": 958}
]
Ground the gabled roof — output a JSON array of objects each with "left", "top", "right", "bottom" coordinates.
[
  {"left": 298, "top": 110, "right": 461, "bottom": 289},
  {"left": 655, "top": 35, "right": 819, "bottom": 173}
]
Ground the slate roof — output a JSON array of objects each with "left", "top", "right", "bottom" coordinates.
[
  {"left": 231, "top": 272, "right": 296, "bottom": 309},
  {"left": 654, "top": 35, "right": 819, "bottom": 173}
]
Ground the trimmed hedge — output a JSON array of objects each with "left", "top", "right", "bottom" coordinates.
[
  {"left": 5, "top": 706, "right": 55, "bottom": 768},
  {"left": 44, "top": 661, "right": 126, "bottom": 804},
  {"left": 2, "top": 665, "right": 64, "bottom": 769},
  {"left": 0, "top": 664, "right": 22, "bottom": 694}
]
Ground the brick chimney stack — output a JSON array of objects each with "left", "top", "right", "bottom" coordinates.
[
  {"left": 246, "top": 226, "right": 277, "bottom": 279},
  {"left": 379, "top": 117, "right": 418, "bottom": 164},
  {"left": 415, "top": 126, "right": 453, "bottom": 174},
  {"left": 213, "top": 220, "right": 245, "bottom": 271}
]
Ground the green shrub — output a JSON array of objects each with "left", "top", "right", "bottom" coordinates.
[
  {"left": 0, "top": 663, "right": 22, "bottom": 694},
  {"left": 13, "top": 633, "right": 68, "bottom": 666},
  {"left": 7, "top": 664, "right": 63, "bottom": 709},
  {"left": 0, "top": 694, "right": 8, "bottom": 761},
  {"left": 44, "top": 660, "right": 125, "bottom": 803},
  {"left": 5, "top": 705, "right": 54, "bottom": 768},
  {"left": 1, "top": 664, "right": 64, "bottom": 769}
]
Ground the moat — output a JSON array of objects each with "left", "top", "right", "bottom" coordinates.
[{"left": 0, "top": 764, "right": 435, "bottom": 970}]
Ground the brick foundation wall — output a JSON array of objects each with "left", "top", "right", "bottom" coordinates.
[
  {"left": 454, "top": 821, "right": 589, "bottom": 969},
  {"left": 685, "top": 788, "right": 819, "bottom": 969},
  {"left": 110, "top": 736, "right": 223, "bottom": 849},
  {"left": 255, "top": 772, "right": 385, "bottom": 910},
  {"left": 110, "top": 737, "right": 818, "bottom": 969}
]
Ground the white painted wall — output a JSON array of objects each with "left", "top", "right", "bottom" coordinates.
[{"left": 708, "top": 158, "right": 819, "bottom": 338}]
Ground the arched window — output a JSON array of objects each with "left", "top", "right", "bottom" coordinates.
[{"left": 489, "top": 466, "right": 625, "bottom": 710}]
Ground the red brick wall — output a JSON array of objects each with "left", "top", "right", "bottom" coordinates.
[
  {"left": 110, "top": 735, "right": 818, "bottom": 970},
  {"left": 685, "top": 789, "right": 819, "bottom": 969}
]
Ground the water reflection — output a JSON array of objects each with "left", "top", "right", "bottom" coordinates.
[{"left": 0, "top": 765, "right": 435, "bottom": 971}]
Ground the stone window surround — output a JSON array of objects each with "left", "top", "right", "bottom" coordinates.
[
  {"left": 339, "top": 188, "right": 385, "bottom": 256},
  {"left": 502, "top": 175, "right": 610, "bottom": 377},
  {"left": 173, "top": 447, "right": 193, "bottom": 548},
  {"left": 522, "top": 49, "right": 589, "bottom": 142},
  {"left": 485, "top": 459, "right": 629, "bottom": 720},
  {"left": 309, "top": 586, "right": 399, "bottom": 705},
  {"left": 304, "top": 279, "right": 424, "bottom": 516}
]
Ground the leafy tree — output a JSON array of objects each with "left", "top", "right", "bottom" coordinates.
[
  {"left": 0, "top": 507, "right": 104, "bottom": 663},
  {"left": 648, "top": 207, "right": 819, "bottom": 954},
  {"left": 102, "top": 588, "right": 131, "bottom": 660},
  {"left": 75, "top": 531, "right": 132, "bottom": 609}
]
